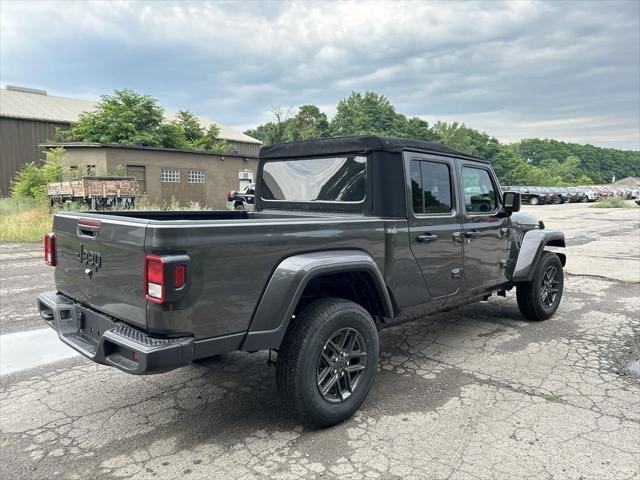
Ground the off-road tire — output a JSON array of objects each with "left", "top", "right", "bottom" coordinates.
[
  {"left": 276, "top": 297, "right": 379, "bottom": 428},
  {"left": 516, "top": 252, "right": 564, "bottom": 321},
  {"left": 530, "top": 196, "right": 540, "bottom": 206}
]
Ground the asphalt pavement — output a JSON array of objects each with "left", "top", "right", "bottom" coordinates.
[{"left": 1, "top": 202, "right": 639, "bottom": 480}]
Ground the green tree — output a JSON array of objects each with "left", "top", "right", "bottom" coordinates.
[
  {"left": 399, "top": 116, "right": 436, "bottom": 141},
  {"left": 286, "top": 105, "right": 330, "bottom": 141},
  {"left": 330, "top": 91, "right": 401, "bottom": 136},
  {"left": 57, "top": 90, "right": 235, "bottom": 153},
  {"left": 197, "top": 125, "right": 234, "bottom": 153},
  {"left": 158, "top": 122, "right": 189, "bottom": 149},
  {"left": 245, "top": 107, "right": 293, "bottom": 145},
  {"left": 175, "top": 110, "right": 204, "bottom": 142},
  {"left": 57, "top": 89, "right": 165, "bottom": 146}
]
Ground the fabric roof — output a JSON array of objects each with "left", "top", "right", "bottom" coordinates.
[{"left": 260, "top": 135, "right": 484, "bottom": 161}]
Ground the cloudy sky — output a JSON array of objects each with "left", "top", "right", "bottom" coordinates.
[{"left": 1, "top": 0, "right": 638, "bottom": 149}]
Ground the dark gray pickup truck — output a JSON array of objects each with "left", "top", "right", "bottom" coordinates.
[{"left": 38, "top": 136, "right": 566, "bottom": 427}]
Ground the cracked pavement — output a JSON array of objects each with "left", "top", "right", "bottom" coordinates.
[{"left": 1, "top": 203, "right": 639, "bottom": 479}]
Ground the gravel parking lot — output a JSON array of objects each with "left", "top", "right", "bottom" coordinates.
[{"left": 1, "top": 202, "right": 639, "bottom": 480}]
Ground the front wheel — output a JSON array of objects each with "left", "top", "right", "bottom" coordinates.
[
  {"left": 516, "top": 252, "right": 564, "bottom": 321},
  {"left": 276, "top": 298, "right": 379, "bottom": 428}
]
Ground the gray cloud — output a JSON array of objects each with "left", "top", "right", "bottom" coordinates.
[{"left": 1, "top": 0, "right": 638, "bottom": 149}]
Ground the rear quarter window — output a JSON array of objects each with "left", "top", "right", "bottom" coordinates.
[{"left": 261, "top": 156, "right": 366, "bottom": 202}]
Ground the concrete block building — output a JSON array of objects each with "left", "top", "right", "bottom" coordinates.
[{"left": 42, "top": 143, "right": 258, "bottom": 209}]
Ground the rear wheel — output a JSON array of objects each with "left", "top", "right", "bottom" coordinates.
[
  {"left": 234, "top": 202, "right": 245, "bottom": 210},
  {"left": 276, "top": 298, "right": 379, "bottom": 428},
  {"left": 530, "top": 196, "right": 540, "bottom": 206},
  {"left": 516, "top": 252, "right": 564, "bottom": 321}
]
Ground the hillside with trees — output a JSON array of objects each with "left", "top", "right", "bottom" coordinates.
[{"left": 245, "top": 91, "right": 639, "bottom": 186}]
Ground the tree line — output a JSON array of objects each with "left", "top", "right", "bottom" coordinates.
[
  {"left": 245, "top": 91, "right": 639, "bottom": 186},
  {"left": 21, "top": 88, "right": 639, "bottom": 189}
]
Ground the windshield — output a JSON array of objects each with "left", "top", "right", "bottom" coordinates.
[{"left": 261, "top": 156, "right": 367, "bottom": 202}]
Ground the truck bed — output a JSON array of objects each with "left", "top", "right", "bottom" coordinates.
[{"left": 51, "top": 209, "right": 421, "bottom": 347}]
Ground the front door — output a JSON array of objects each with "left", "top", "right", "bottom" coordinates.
[
  {"left": 458, "top": 161, "right": 511, "bottom": 290},
  {"left": 126, "top": 165, "right": 146, "bottom": 195},
  {"left": 407, "top": 154, "right": 463, "bottom": 298}
]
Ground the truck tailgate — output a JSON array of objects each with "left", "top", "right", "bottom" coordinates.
[{"left": 53, "top": 213, "right": 149, "bottom": 328}]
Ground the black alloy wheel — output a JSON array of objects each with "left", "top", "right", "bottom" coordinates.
[
  {"left": 317, "top": 327, "right": 367, "bottom": 403},
  {"left": 540, "top": 265, "right": 560, "bottom": 308}
]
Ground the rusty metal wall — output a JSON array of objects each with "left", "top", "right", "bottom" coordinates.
[{"left": 0, "top": 117, "right": 69, "bottom": 196}]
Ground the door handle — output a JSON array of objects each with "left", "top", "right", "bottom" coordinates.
[
  {"left": 465, "top": 230, "right": 480, "bottom": 239},
  {"left": 452, "top": 232, "right": 463, "bottom": 243},
  {"left": 417, "top": 233, "right": 438, "bottom": 243}
]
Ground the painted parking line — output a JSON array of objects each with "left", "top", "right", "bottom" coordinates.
[{"left": 0, "top": 328, "right": 79, "bottom": 375}]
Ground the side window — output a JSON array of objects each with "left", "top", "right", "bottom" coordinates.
[
  {"left": 462, "top": 167, "right": 497, "bottom": 213},
  {"left": 411, "top": 160, "right": 453, "bottom": 214}
]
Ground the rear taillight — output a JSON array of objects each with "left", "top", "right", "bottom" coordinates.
[
  {"left": 144, "top": 256, "right": 165, "bottom": 303},
  {"left": 174, "top": 265, "right": 186, "bottom": 289},
  {"left": 227, "top": 191, "right": 234, "bottom": 201},
  {"left": 44, "top": 233, "right": 57, "bottom": 266},
  {"left": 144, "top": 255, "right": 189, "bottom": 304}
]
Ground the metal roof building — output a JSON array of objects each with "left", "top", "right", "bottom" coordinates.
[{"left": 0, "top": 85, "right": 261, "bottom": 196}]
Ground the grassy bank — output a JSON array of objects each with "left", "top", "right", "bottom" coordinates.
[
  {"left": 0, "top": 196, "right": 213, "bottom": 243},
  {"left": 0, "top": 197, "right": 52, "bottom": 243}
]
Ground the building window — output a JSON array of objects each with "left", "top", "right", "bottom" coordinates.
[
  {"left": 188, "top": 170, "right": 205, "bottom": 184},
  {"left": 86, "top": 165, "right": 96, "bottom": 176},
  {"left": 161, "top": 170, "right": 180, "bottom": 183}
]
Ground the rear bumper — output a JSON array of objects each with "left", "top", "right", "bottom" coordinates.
[{"left": 37, "top": 291, "right": 194, "bottom": 374}]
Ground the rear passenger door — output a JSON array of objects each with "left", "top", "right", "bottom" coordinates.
[
  {"left": 407, "top": 154, "right": 463, "bottom": 298},
  {"left": 458, "top": 161, "right": 511, "bottom": 290}
]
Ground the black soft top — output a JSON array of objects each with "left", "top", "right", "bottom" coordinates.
[{"left": 260, "top": 135, "right": 486, "bottom": 162}]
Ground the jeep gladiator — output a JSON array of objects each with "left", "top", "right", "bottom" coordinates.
[{"left": 38, "top": 136, "right": 566, "bottom": 427}]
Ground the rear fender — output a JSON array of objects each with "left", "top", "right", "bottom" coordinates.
[
  {"left": 513, "top": 229, "right": 566, "bottom": 283},
  {"left": 241, "top": 250, "right": 392, "bottom": 351}
]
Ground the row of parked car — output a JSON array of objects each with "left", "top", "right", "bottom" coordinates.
[
  {"left": 503, "top": 186, "right": 640, "bottom": 205},
  {"left": 227, "top": 182, "right": 639, "bottom": 210}
]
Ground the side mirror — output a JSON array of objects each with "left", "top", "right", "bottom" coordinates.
[{"left": 503, "top": 191, "right": 521, "bottom": 215}]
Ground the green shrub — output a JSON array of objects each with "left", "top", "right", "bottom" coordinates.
[
  {"left": 591, "top": 197, "right": 632, "bottom": 208},
  {"left": 11, "top": 147, "right": 65, "bottom": 199}
]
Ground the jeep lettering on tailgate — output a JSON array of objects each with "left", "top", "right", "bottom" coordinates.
[{"left": 77, "top": 244, "right": 102, "bottom": 272}]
